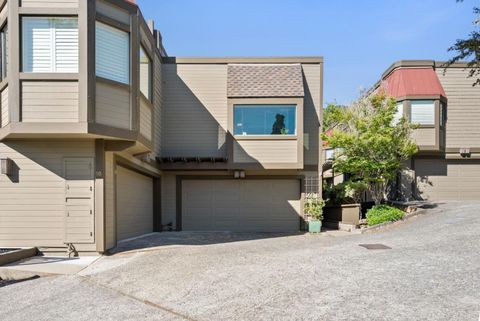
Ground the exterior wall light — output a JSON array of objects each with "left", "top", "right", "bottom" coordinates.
[
  {"left": 460, "top": 148, "right": 471, "bottom": 158},
  {"left": 234, "top": 170, "right": 246, "bottom": 179},
  {"left": 1, "top": 158, "right": 13, "bottom": 176}
]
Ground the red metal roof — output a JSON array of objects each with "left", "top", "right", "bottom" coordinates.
[{"left": 380, "top": 67, "right": 446, "bottom": 98}]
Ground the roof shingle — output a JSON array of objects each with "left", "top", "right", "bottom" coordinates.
[{"left": 227, "top": 64, "right": 304, "bottom": 98}]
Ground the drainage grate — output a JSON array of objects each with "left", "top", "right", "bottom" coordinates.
[
  {"left": 359, "top": 244, "right": 391, "bottom": 250},
  {"left": 0, "top": 248, "right": 20, "bottom": 254}
]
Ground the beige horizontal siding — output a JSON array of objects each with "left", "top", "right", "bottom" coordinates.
[
  {"left": 116, "top": 166, "right": 153, "bottom": 240},
  {"left": 0, "top": 3, "right": 7, "bottom": 22},
  {"left": 302, "top": 64, "right": 321, "bottom": 166},
  {"left": 104, "top": 152, "right": 115, "bottom": 250},
  {"left": 437, "top": 68, "right": 480, "bottom": 148},
  {"left": 411, "top": 127, "right": 436, "bottom": 146},
  {"left": 1, "top": 86, "right": 8, "bottom": 127},
  {"left": 96, "top": 81, "right": 131, "bottom": 129},
  {"left": 139, "top": 99, "right": 152, "bottom": 141},
  {"left": 153, "top": 55, "right": 162, "bottom": 157},
  {"left": 233, "top": 139, "right": 298, "bottom": 163},
  {"left": 415, "top": 159, "right": 480, "bottom": 200},
  {"left": 96, "top": 0, "right": 130, "bottom": 25},
  {"left": 20, "top": 0, "right": 78, "bottom": 7},
  {"left": 161, "top": 64, "right": 228, "bottom": 157},
  {"left": 161, "top": 173, "right": 177, "bottom": 229},
  {"left": 22, "top": 81, "right": 79, "bottom": 123},
  {"left": 0, "top": 141, "right": 95, "bottom": 248}
]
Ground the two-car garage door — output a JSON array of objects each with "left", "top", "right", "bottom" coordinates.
[
  {"left": 415, "top": 159, "right": 480, "bottom": 200},
  {"left": 181, "top": 179, "right": 301, "bottom": 232},
  {"left": 116, "top": 166, "right": 153, "bottom": 241}
]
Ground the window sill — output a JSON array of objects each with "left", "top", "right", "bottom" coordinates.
[{"left": 20, "top": 72, "right": 79, "bottom": 80}]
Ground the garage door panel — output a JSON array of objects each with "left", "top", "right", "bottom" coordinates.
[
  {"left": 182, "top": 179, "right": 301, "bottom": 232},
  {"left": 415, "top": 159, "right": 480, "bottom": 201},
  {"left": 116, "top": 166, "right": 153, "bottom": 241}
]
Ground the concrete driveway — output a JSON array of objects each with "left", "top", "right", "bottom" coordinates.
[{"left": 1, "top": 202, "right": 479, "bottom": 321}]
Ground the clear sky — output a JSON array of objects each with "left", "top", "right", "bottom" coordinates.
[{"left": 137, "top": 0, "right": 475, "bottom": 106}]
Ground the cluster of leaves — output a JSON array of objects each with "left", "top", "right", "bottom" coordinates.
[
  {"left": 324, "top": 180, "right": 368, "bottom": 205},
  {"left": 366, "top": 205, "right": 405, "bottom": 226},
  {"left": 322, "top": 93, "right": 418, "bottom": 204},
  {"left": 304, "top": 198, "right": 325, "bottom": 221},
  {"left": 445, "top": 1, "right": 480, "bottom": 86}
]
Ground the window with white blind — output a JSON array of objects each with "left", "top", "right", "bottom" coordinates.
[
  {"left": 22, "top": 17, "right": 78, "bottom": 73},
  {"left": 411, "top": 100, "right": 435, "bottom": 125},
  {"left": 96, "top": 22, "right": 129, "bottom": 84},
  {"left": 393, "top": 101, "right": 404, "bottom": 124},
  {"left": 139, "top": 46, "right": 151, "bottom": 100}
]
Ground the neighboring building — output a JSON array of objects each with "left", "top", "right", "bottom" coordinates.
[
  {"left": 0, "top": 0, "right": 323, "bottom": 254},
  {"left": 372, "top": 60, "right": 480, "bottom": 201}
]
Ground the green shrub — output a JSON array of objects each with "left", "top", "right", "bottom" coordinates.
[
  {"left": 366, "top": 205, "right": 405, "bottom": 226},
  {"left": 304, "top": 198, "right": 325, "bottom": 221}
]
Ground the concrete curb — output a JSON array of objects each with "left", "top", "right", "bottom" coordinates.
[{"left": 359, "top": 208, "right": 430, "bottom": 234}]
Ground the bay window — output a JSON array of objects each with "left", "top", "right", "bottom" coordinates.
[
  {"left": 22, "top": 17, "right": 78, "bottom": 73},
  {"left": 410, "top": 100, "right": 435, "bottom": 125},
  {"left": 95, "top": 21, "right": 129, "bottom": 84},
  {"left": 234, "top": 104, "right": 296, "bottom": 136}
]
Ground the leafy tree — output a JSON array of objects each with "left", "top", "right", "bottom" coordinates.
[
  {"left": 321, "top": 93, "right": 418, "bottom": 204},
  {"left": 322, "top": 103, "right": 346, "bottom": 131},
  {"left": 444, "top": 0, "right": 480, "bottom": 86}
]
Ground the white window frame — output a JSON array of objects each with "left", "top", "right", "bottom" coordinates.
[
  {"left": 22, "top": 17, "right": 79, "bottom": 73},
  {"left": 410, "top": 100, "right": 435, "bottom": 125}
]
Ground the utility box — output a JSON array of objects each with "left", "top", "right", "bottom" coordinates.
[{"left": 1, "top": 158, "right": 13, "bottom": 176}]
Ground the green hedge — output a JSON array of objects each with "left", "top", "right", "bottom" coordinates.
[{"left": 366, "top": 205, "right": 405, "bottom": 226}]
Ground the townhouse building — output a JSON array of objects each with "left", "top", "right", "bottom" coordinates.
[
  {"left": 0, "top": 0, "right": 323, "bottom": 254},
  {"left": 372, "top": 60, "right": 480, "bottom": 201}
]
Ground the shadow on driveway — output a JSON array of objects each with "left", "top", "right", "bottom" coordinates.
[{"left": 108, "top": 231, "right": 305, "bottom": 255}]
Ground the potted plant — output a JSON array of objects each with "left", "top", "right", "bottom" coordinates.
[
  {"left": 305, "top": 198, "right": 325, "bottom": 233},
  {"left": 322, "top": 180, "right": 367, "bottom": 229}
]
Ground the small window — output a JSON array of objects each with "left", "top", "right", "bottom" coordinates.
[
  {"left": 393, "top": 101, "right": 403, "bottom": 124},
  {"left": 325, "top": 149, "right": 335, "bottom": 160},
  {"left": 0, "top": 26, "right": 7, "bottom": 80},
  {"left": 23, "top": 17, "right": 78, "bottom": 73},
  {"left": 411, "top": 100, "right": 435, "bottom": 125},
  {"left": 440, "top": 102, "right": 446, "bottom": 127},
  {"left": 234, "top": 104, "right": 296, "bottom": 136},
  {"left": 95, "top": 22, "right": 129, "bottom": 84},
  {"left": 139, "top": 46, "right": 151, "bottom": 100}
]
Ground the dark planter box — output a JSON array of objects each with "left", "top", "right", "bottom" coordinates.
[{"left": 323, "top": 204, "right": 361, "bottom": 227}]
